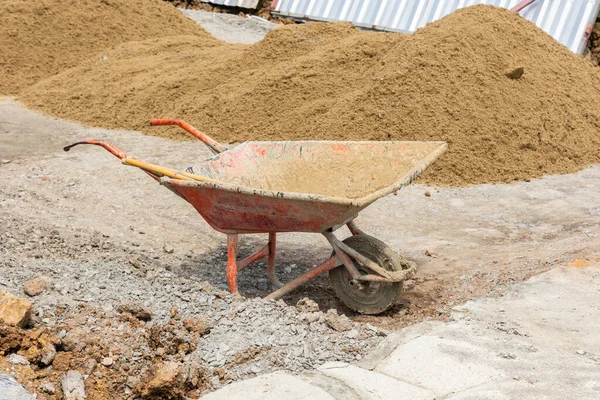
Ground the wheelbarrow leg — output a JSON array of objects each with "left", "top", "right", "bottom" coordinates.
[
  {"left": 226, "top": 234, "right": 239, "bottom": 294},
  {"left": 267, "top": 233, "right": 283, "bottom": 289}
]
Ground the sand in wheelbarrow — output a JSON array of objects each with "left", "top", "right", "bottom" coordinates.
[
  {"left": 0, "top": 0, "right": 214, "bottom": 95},
  {"left": 19, "top": 5, "right": 600, "bottom": 186}
]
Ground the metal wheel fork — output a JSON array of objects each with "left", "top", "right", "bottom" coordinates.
[{"left": 323, "top": 223, "right": 393, "bottom": 282}]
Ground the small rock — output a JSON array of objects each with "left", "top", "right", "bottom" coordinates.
[
  {"left": 141, "top": 361, "right": 182, "bottom": 398},
  {"left": 101, "top": 357, "right": 113, "bottom": 367},
  {"left": 163, "top": 244, "right": 175, "bottom": 254},
  {"left": 576, "top": 349, "right": 586, "bottom": 355},
  {"left": 0, "top": 291, "right": 33, "bottom": 328},
  {"left": 424, "top": 249, "right": 438, "bottom": 257},
  {"left": 83, "top": 359, "right": 97, "bottom": 375},
  {"left": 40, "top": 381, "right": 56, "bottom": 394},
  {"left": 9, "top": 354, "right": 29, "bottom": 365},
  {"left": 424, "top": 191, "right": 431, "bottom": 197},
  {"left": 305, "top": 312, "right": 322, "bottom": 323},
  {"left": 126, "top": 375, "right": 140, "bottom": 389},
  {"left": 219, "top": 343, "right": 230, "bottom": 353},
  {"left": 62, "top": 370, "right": 86, "bottom": 400},
  {"left": 23, "top": 277, "right": 47, "bottom": 297},
  {"left": 250, "top": 366, "right": 261, "bottom": 374},
  {"left": 346, "top": 329, "right": 359, "bottom": 339},
  {"left": 62, "top": 327, "right": 88, "bottom": 352},
  {"left": 182, "top": 317, "right": 212, "bottom": 334},
  {"left": 505, "top": 67, "right": 525, "bottom": 80},
  {"left": 116, "top": 303, "right": 152, "bottom": 321},
  {"left": 498, "top": 352, "right": 516, "bottom": 359},
  {"left": 296, "top": 298, "right": 319, "bottom": 313},
  {"left": 325, "top": 314, "right": 352, "bottom": 332},
  {"left": 40, "top": 343, "right": 56, "bottom": 366},
  {"left": 24, "top": 344, "right": 41, "bottom": 364}
]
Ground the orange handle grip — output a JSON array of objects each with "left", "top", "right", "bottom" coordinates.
[{"left": 149, "top": 119, "right": 226, "bottom": 155}]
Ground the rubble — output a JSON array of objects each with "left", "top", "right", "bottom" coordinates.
[
  {"left": 9, "top": 354, "right": 29, "bottom": 365},
  {"left": 325, "top": 312, "right": 353, "bottom": 332},
  {"left": 40, "top": 343, "right": 56, "bottom": 366},
  {"left": 40, "top": 381, "right": 56, "bottom": 394},
  {"left": 61, "top": 327, "right": 88, "bottom": 352},
  {"left": 116, "top": 302, "right": 153, "bottom": 321},
  {"left": 23, "top": 277, "right": 47, "bottom": 297},
  {"left": 61, "top": 370, "right": 86, "bottom": 400},
  {"left": 140, "top": 361, "right": 184, "bottom": 398},
  {"left": 0, "top": 291, "right": 33, "bottom": 328}
]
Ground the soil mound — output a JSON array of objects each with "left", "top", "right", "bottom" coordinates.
[
  {"left": 20, "top": 5, "right": 600, "bottom": 185},
  {"left": 0, "top": 0, "right": 213, "bottom": 95}
]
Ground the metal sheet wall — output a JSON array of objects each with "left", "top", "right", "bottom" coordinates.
[
  {"left": 201, "top": 0, "right": 260, "bottom": 9},
  {"left": 272, "top": 0, "right": 600, "bottom": 54}
]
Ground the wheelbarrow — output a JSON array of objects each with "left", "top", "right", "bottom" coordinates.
[{"left": 64, "top": 119, "right": 446, "bottom": 314}]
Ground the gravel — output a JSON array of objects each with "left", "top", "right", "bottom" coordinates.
[{"left": 0, "top": 212, "right": 383, "bottom": 397}]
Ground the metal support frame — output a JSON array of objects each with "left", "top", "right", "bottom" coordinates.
[
  {"left": 226, "top": 233, "right": 280, "bottom": 293},
  {"left": 347, "top": 220, "right": 365, "bottom": 236},
  {"left": 221, "top": 221, "right": 412, "bottom": 300}
]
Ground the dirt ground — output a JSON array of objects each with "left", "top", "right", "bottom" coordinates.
[
  {"left": 2, "top": 96, "right": 599, "bottom": 322},
  {"left": 1, "top": 97, "right": 599, "bottom": 398}
]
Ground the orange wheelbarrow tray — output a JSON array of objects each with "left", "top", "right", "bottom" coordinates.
[{"left": 64, "top": 119, "right": 446, "bottom": 314}]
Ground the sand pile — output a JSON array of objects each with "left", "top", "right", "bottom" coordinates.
[
  {"left": 0, "top": 0, "right": 213, "bottom": 95},
  {"left": 20, "top": 5, "right": 600, "bottom": 185}
]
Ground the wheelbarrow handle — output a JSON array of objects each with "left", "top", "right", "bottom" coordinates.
[
  {"left": 63, "top": 139, "right": 226, "bottom": 184},
  {"left": 149, "top": 119, "right": 227, "bottom": 155},
  {"left": 63, "top": 139, "right": 127, "bottom": 159}
]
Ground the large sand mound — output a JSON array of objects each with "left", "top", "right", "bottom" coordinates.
[
  {"left": 0, "top": 0, "right": 213, "bottom": 95},
  {"left": 19, "top": 5, "right": 600, "bottom": 186}
]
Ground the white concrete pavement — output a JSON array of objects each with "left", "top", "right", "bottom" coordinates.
[{"left": 203, "top": 264, "right": 600, "bottom": 399}]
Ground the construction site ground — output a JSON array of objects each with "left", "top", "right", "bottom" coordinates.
[
  {"left": 1, "top": 94, "right": 599, "bottom": 398},
  {"left": 1, "top": 8, "right": 600, "bottom": 400},
  {"left": 204, "top": 265, "right": 600, "bottom": 399}
]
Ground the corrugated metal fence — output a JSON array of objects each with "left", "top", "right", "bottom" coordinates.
[{"left": 271, "top": 0, "right": 600, "bottom": 54}]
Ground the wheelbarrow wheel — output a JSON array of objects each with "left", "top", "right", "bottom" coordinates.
[{"left": 329, "top": 234, "right": 407, "bottom": 315}]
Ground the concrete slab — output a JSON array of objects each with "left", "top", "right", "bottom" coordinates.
[
  {"left": 445, "top": 378, "right": 600, "bottom": 400},
  {"left": 317, "top": 362, "right": 435, "bottom": 400},
  {"left": 375, "top": 335, "right": 505, "bottom": 395},
  {"left": 374, "top": 266, "right": 600, "bottom": 398},
  {"left": 356, "top": 321, "right": 442, "bottom": 371},
  {"left": 200, "top": 371, "right": 335, "bottom": 400}
]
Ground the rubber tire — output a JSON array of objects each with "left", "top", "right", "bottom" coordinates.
[{"left": 329, "top": 234, "right": 406, "bottom": 315}]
